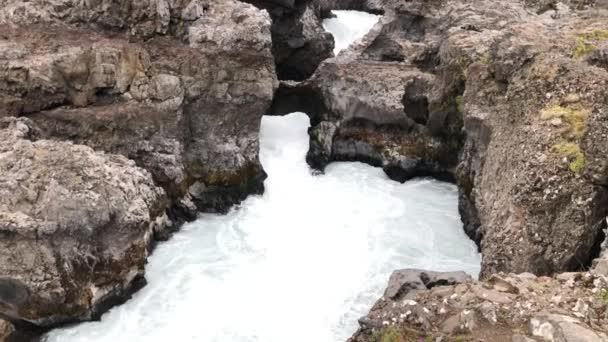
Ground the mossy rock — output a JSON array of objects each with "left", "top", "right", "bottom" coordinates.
[
  {"left": 552, "top": 142, "right": 586, "bottom": 173},
  {"left": 540, "top": 104, "right": 589, "bottom": 139}
]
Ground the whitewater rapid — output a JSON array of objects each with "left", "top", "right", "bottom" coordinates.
[
  {"left": 323, "top": 10, "right": 380, "bottom": 54},
  {"left": 45, "top": 11, "right": 480, "bottom": 342}
]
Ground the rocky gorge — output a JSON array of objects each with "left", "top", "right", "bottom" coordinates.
[{"left": 0, "top": 0, "right": 607, "bottom": 341}]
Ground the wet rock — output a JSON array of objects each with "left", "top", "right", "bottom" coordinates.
[{"left": 0, "top": 117, "right": 168, "bottom": 327}]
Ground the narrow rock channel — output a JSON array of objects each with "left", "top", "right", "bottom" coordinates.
[{"left": 44, "top": 11, "right": 480, "bottom": 342}]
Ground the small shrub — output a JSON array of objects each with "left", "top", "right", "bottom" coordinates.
[{"left": 552, "top": 142, "right": 586, "bottom": 173}]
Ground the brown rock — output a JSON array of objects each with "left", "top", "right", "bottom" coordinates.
[{"left": 0, "top": 117, "right": 168, "bottom": 327}]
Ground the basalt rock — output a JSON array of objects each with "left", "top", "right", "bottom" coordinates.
[
  {"left": 277, "top": 0, "right": 608, "bottom": 278},
  {"left": 244, "top": 0, "right": 335, "bottom": 80},
  {"left": 0, "top": 117, "right": 168, "bottom": 327},
  {"left": 0, "top": 0, "right": 277, "bottom": 216},
  {"left": 351, "top": 269, "right": 608, "bottom": 342},
  {"left": 0, "top": 0, "right": 277, "bottom": 333}
]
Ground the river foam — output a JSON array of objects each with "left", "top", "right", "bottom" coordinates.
[
  {"left": 46, "top": 113, "right": 480, "bottom": 342},
  {"left": 322, "top": 10, "right": 380, "bottom": 54}
]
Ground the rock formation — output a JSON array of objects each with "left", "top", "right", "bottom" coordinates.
[
  {"left": 350, "top": 266, "right": 608, "bottom": 341},
  {"left": 244, "top": 0, "right": 335, "bottom": 80},
  {"left": 276, "top": 0, "right": 608, "bottom": 278},
  {"left": 0, "top": 117, "right": 167, "bottom": 328},
  {"left": 0, "top": 0, "right": 279, "bottom": 335},
  {"left": 0, "top": 0, "right": 278, "bottom": 216}
]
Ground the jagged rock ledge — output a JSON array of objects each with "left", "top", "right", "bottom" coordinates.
[
  {"left": 272, "top": 0, "right": 608, "bottom": 279},
  {"left": 350, "top": 266, "right": 608, "bottom": 341}
]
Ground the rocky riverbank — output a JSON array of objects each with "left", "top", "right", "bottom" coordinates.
[
  {"left": 285, "top": 0, "right": 608, "bottom": 340},
  {"left": 1, "top": 0, "right": 608, "bottom": 340},
  {"left": 350, "top": 265, "right": 608, "bottom": 342},
  {"left": 277, "top": 0, "right": 608, "bottom": 278},
  {"left": 0, "top": 0, "right": 331, "bottom": 338}
]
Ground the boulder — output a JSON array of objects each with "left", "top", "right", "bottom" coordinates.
[{"left": 0, "top": 117, "right": 168, "bottom": 327}]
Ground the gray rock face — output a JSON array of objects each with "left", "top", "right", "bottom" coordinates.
[
  {"left": 277, "top": 0, "right": 608, "bottom": 277},
  {"left": 244, "top": 0, "right": 335, "bottom": 80},
  {"left": 0, "top": 0, "right": 278, "bottom": 215},
  {"left": 0, "top": 118, "right": 168, "bottom": 327}
]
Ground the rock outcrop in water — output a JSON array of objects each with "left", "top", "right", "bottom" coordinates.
[
  {"left": 277, "top": 0, "right": 608, "bottom": 279},
  {"left": 0, "top": 0, "right": 277, "bottom": 335},
  {"left": 0, "top": 117, "right": 167, "bottom": 328}
]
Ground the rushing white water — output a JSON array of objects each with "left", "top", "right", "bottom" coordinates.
[
  {"left": 46, "top": 113, "right": 480, "bottom": 342},
  {"left": 45, "top": 11, "right": 480, "bottom": 342},
  {"left": 323, "top": 10, "right": 380, "bottom": 54}
]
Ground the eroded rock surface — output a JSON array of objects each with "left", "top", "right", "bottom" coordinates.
[
  {"left": 244, "top": 0, "right": 335, "bottom": 80},
  {"left": 0, "top": 0, "right": 277, "bottom": 215},
  {"left": 351, "top": 268, "right": 608, "bottom": 342},
  {"left": 278, "top": 0, "right": 608, "bottom": 277},
  {"left": 0, "top": 0, "right": 278, "bottom": 333},
  {"left": 0, "top": 118, "right": 168, "bottom": 327}
]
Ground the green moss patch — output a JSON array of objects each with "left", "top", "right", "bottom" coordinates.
[
  {"left": 540, "top": 104, "right": 589, "bottom": 139},
  {"left": 573, "top": 29, "right": 608, "bottom": 58},
  {"left": 552, "top": 142, "right": 586, "bottom": 173}
]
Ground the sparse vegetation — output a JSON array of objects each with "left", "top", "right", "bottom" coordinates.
[
  {"left": 478, "top": 54, "right": 491, "bottom": 65},
  {"left": 599, "top": 288, "right": 608, "bottom": 303},
  {"left": 580, "top": 29, "right": 608, "bottom": 41},
  {"left": 456, "top": 95, "right": 464, "bottom": 113},
  {"left": 540, "top": 104, "right": 589, "bottom": 139},
  {"left": 573, "top": 37, "right": 596, "bottom": 58},
  {"left": 456, "top": 57, "right": 471, "bottom": 80},
  {"left": 573, "top": 29, "right": 608, "bottom": 58},
  {"left": 372, "top": 326, "right": 403, "bottom": 342},
  {"left": 552, "top": 142, "right": 586, "bottom": 173}
]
